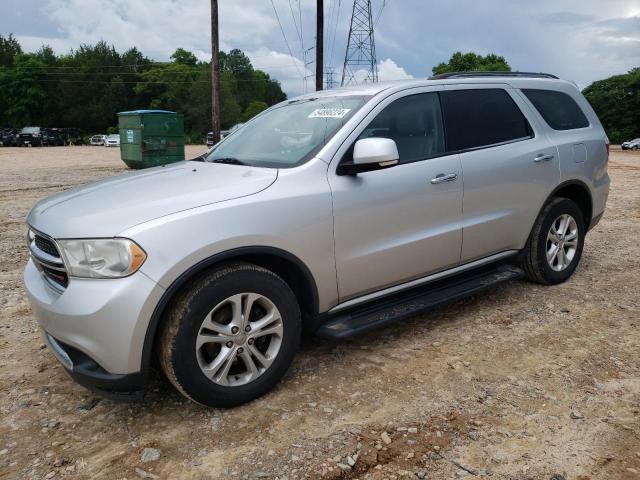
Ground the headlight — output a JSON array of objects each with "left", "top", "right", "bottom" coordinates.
[{"left": 57, "top": 238, "right": 146, "bottom": 278}]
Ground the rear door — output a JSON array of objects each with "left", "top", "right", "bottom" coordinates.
[
  {"left": 440, "top": 85, "right": 559, "bottom": 262},
  {"left": 329, "top": 88, "right": 463, "bottom": 302}
]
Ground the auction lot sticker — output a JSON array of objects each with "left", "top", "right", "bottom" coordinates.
[{"left": 308, "top": 108, "right": 351, "bottom": 118}]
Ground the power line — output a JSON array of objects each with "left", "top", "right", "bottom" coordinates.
[
  {"left": 289, "top": 0, "right": 304, "bottom": 52},
  {"left": 373, "top": 0, "right": 390, "bottom": 27},
  {"left": 328, "top": 0, "right": 342, "bottom": 71},
  {"left": 269, "top": 0, "right": 304, "bottom": 80},
  {"left": 16, "top": 77, "right": 302, "bottom": 84}
]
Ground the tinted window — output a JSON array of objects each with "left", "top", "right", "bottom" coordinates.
[
  {"left": 441, "top": 89, "right": 532, "bottom": 151},
  {"left": 522, "top": 89, "right": 589, "bottom": 130},
  {"left": 358, "top": 92, "right": 445, "bottom": 163}
]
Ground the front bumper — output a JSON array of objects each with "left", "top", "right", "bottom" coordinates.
[
  {"left": 43, "top": 332, "right": 147, "bottom": 401},
  {"left": 24, "top": 259, "right": 165, "bottom": 397}
]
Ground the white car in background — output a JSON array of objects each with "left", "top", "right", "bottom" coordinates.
[
  {"left": 90, "top": 135, "right": 107, "bottom": 146},
  {"left": 621, "top": 138, "right": 640, "bottom": 150},
  {"left": 104, "top": 134, "right": 120, "bottom": 147}
]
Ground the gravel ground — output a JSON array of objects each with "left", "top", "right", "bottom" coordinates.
[{"left": 0, "top": 146, "right": 639, "bottom": 480}]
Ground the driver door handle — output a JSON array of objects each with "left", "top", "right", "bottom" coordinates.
[
  {"left": 430, "top": 173, "right": 458, "bottom": 184},
  {"left": 534, "top": 153, "right": 555, "bottom": 162}
]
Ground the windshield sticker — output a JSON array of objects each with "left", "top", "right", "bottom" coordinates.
[{"left": 308, "top": 108, "right": 351, "bottom": 119}]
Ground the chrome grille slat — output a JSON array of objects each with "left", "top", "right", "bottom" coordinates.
[{"left": 28, "top": 229, "right": 68, "bottom": 291}]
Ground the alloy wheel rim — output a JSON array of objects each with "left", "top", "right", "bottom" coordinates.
[
  {"left": 546, "top": 214, "right": 579, "bottom": 272},
  {"left": 195, "top": 293, "right": 283, "bottom": 387}
]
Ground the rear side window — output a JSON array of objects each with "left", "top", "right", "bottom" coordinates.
[
  {"left": 441, "top": 89, "right": 532, "bottom": 151},
  {"left": 358, "top": 92, "right": 446, "bottom": 164},
  {"left": 522, "top": 89, "right": 589, "bottom": 130}
]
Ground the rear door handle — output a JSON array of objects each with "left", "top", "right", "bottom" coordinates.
[
  {"left": 430, "top": 173, "right": 458, "bottom": 184},
  {"left": 534, "top": 153, "right": 554, "bottom": 162}
]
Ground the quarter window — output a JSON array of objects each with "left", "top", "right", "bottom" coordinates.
[
  {"left": 358, "top": 92, "right": 446, "bottom": 164},
  {"left": 441, "top": 89, "right": 533, "bottom": 151},
  {"left": 522, "top": 89, "right": 589, "bottom": 131}
]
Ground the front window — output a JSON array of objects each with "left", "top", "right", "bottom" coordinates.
[{"left": 204, "top": 96, "right": 369, "bottom": 168}]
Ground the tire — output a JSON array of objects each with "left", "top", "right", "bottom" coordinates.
[
  {"left": 633, "top": 146, "right": 639, "bottom": 151},
  {"left": 522, "top": 197, "right": 585, "bottom": 285},
  {"left": 157, "top": 262, "right": 301, "bottom": 407}
]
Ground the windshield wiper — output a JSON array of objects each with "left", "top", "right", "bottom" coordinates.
[{"left": 210, "top": 157, "right": 249, "bottom": 166}]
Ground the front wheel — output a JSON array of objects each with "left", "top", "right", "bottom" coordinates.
[
  {"left": 158, "top": 262, "right": 301, "bottom": 407},
  {"left": 522, "top": 197, "right": 585, "bottom": 285}
]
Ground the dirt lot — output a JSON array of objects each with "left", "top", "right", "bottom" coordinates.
[{"left": 0, "top": 146, "right": 639, "bottom": 480}]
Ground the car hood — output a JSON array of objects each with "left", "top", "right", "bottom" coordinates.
[{"left": 27, "top": 161, "right": 278, "bottom": 238}]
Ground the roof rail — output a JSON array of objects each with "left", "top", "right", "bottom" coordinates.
[{"left": 429, "top": 71, "right": 559, "bottom": 80}]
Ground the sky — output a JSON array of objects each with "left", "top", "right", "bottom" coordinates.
[{"left": 1, "top": 0, "right": 639, "bottom": 96}]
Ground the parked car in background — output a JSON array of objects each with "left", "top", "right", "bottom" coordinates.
[
  {"left": 17, "top": 127, "right": 43, "bottom": 147},
  {"left": 206, "top": 123, "right": 244, "bottom": 147},
  {"left": 90, "top": 135, "right": 107, "bottom": 146},
  {"left": 104, "top": 134, "right": 120, "bottom": 147},
  {"left": 0, "top": 128, "right": 17, "bottom": 146},
  {"left": 41, "top": 128, "right": 53, "bottom": 147},
  {"left": 48, "top": 129, "right": 66, "bottom": 146},
  {"left": 24, "top": 73, "right": 610, "bottom": 407},
  {"left": 621, "top": 138, "right": 640, "bottom": 150}
]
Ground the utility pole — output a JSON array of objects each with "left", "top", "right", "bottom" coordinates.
[
  {"left": 316, "top": 0, "right": 323, "bottom": 91},
  {"left": 210, "top": 0, "right": 221, "bottom": 143}
]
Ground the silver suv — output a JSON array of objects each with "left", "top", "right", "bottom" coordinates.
[{"left": 24, "top": 73, "right": 610, "bottom": 407}]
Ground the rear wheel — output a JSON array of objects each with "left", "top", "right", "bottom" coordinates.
[
  {"left": 158, "top": 262, "right": 301, "bottom": 407},
  {"left": 522, "top": 197, "right": 585, "bottom": 285}
]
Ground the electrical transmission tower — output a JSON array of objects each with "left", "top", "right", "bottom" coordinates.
[{"left": 341, "top": 0, "right": 378, "bottom": 86}]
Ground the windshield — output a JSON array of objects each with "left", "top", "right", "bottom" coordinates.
[
  {"left": 204, "top": 95, "right": 369, "bottom": 168},
  {"left": 21, "top": 127, "right": 39, "bottom": 134}
]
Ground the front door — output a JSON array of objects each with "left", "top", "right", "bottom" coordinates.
[{"left": 329, "top": 90, "right": 463, "bottom": 302}]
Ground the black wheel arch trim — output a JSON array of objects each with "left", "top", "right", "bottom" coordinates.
[
  {"left": 544, "top": 179, "right": 594, "bottom": 228},
  {"left": 139, "top": 246, "right": 319, "bottom": 374}
]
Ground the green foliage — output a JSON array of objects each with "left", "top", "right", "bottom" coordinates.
[
  {"left": 0, "top": 36, "right": 287, "bottom": 140},
  {"left": 242, "top": 101, "right": 269, "bottom": 121},
  {"left": 432, "top": 52, "right": 511, "bottom": 75},
  {"left": 582, "top": 68, "right": 640, "bottom": 144},
  {"left": 0, "top": 34, "right": 22, "bottom": 67}
]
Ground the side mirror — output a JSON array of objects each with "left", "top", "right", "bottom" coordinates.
[{"left": 338, "top": 138, "right": 400, "bottom": 175}]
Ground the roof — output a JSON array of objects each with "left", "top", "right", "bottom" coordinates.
[{"left": 288, "top": 72, "right": 575, "bottom": 101}]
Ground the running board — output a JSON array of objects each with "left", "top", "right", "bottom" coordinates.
[{"left": 315, "top": 264, "right": 523, "bottom": 340}]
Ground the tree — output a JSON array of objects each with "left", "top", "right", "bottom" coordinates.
[
  {"left": 432, "top": 51, "right": 510, "bottom": 75},
  {"left": 583, "top": 67, "right": 640, "bottom": 144},
  {"left": 242, "top": 101, "right": 268, "bottom": 121},
  {"left": 0, "top": 34, "right": 22, "bottom": 66},
  {"left": 171, "top": 48, "right": 198, "bottom": 66},
  {"left": 0, "top": 37, "right": 286, "bottom": 139}
]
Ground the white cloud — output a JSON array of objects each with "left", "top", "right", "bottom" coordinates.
[
  {"left": 248, "top": 48, "right": 310, "bottom": 96},
  {"left": 377, "top": 58, "right": 414, "bottom": 81}
]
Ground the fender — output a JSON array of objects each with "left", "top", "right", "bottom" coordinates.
[
  {"left": 545, "top": 179, "right": 593, "bottom": 226},
  {"left": 139, "top": 246, "right": 319, "bottom": 374}
]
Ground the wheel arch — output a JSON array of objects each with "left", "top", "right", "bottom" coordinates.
[
  {"left": 546, "top": 180, "right": 593, "bottom": 230},
  {"left": 140, "top": 246, "right": 319, "bottom": 373}
]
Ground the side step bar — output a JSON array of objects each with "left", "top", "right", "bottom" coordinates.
[{"left": 315, "top": 264, "right": 523, "bottom": 340}]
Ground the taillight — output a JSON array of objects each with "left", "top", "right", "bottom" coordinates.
[{"left": 604, "top": 137, "right": 610, "bottom": 159}]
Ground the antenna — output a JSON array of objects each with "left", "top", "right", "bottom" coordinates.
[{"left": 341, "top": 0, "right": 378, "bottom": 86}]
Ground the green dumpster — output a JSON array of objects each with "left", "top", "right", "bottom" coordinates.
[{"left": 117, "top": 110, "right": 185, "bottom": 169}]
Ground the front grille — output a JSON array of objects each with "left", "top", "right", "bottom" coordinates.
[
  {"left": 35, "top": 235, "right": 59, "bottom": 257},
  {"left": 29, "top": 230, "right": 68, "bottom": 291}
]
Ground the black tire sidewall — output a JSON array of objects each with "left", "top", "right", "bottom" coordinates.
[
  {"left": 169, "top": 266, "right": 301, "bottom": 407},
  {"left": 535, "top": 199, "right": 585, "bottom": 284}
]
